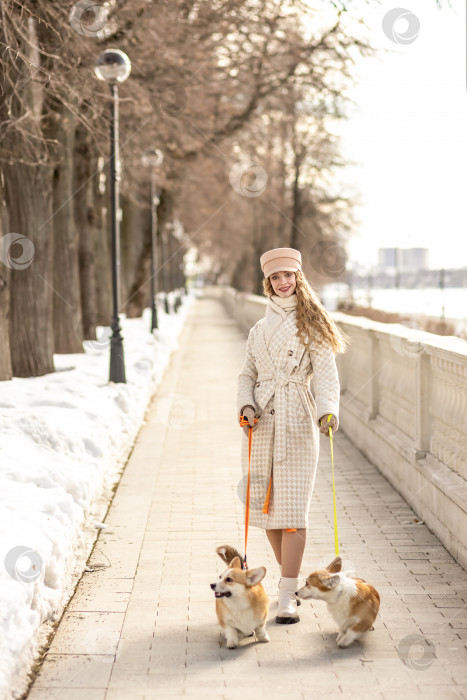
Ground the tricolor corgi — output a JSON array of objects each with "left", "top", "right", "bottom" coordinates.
[
  {"left": 210, "top": 545, "right": 270, "bottom": 649},
  {"left": 297, "top": 556, "right": 380, "bottom": 647}
]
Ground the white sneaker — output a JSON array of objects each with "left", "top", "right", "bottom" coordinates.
[{"left": 276, "top": 577, "right": 300, "bottom": 624}]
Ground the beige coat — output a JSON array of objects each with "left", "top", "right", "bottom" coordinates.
[{"left": 237, "top": 308, "right": 340, "bottom": 529}]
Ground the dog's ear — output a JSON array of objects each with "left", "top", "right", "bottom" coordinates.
[
  {"left": 245, "top": 566, "right": 266, "bottom": 587},
  {"left": 321, "top": 574, "right": 340, "bottom": 589},
  {"left": 229, "top": 556, "right": 242, "bottom": 569},
  {"left": 326, "top": 557, "right": 342, "bottom": 573}
]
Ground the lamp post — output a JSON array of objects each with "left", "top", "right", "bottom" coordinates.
[
  {"left": 95, "top": 49, "right": 131, "bottom": 384},
  {"left": 141, "top": 148, "right": 164, "bottom": 331}
]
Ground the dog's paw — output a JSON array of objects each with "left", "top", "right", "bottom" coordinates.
[
  {"left": 336, "top": 631, "right": 356, "bottom": 647},
  {"left": 337, "top": 638, "right": 351, "bottom": 648},
  {"left": 226, "top": 641, "right": 238, "bottom": 649},
  {"left": 257, "top": 633, "right": 270, "bottom": 643}
]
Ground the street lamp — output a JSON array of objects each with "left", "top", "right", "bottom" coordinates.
[
  {"left": 141, "top": 148, "right": 164, "bottom": 331},
  {"left": 95, "top": 49, "right": 131, "bottom": 383}
]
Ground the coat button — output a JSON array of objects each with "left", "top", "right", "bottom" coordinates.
[
  {"left": 288, "top": 350, "right": 293, "bottom": 356},
  {"left": 256, "top": 382, "right": 260, "bottom": 387},
  {"left": 270, "top": 409, "right": 275, "bottom": 415}
]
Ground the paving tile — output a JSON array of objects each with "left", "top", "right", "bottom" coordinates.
[
  {"left": 415, "top": 690, "right": 464, "bottom": 700},
  {"left": 381, "top": 692, "right": 422, "bottom": 699},
  {"left": 32, "top": 654, "right": 113, "bottom": 689},
  {"left": 67, "top": 578, "right": 133, "bottom": 613},
  {"left": 28, "top": 691, "right": 107, "bottom": 700},
  {"left": 449, "top": 620, "right": 467, "bottom": 629},
  {"left": 47, "top": 612, "right": 125, "bottom": 655}
]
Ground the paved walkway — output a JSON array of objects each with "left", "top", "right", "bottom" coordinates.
[{"left": 27, "top": 296, "right": 467, "bottom": 700}]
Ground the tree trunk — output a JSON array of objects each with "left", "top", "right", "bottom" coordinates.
[
  {"left": 74, "top": 126, "right": 98, "bottom": 341},
  {"left": 3, "top": 160, "right": 55, "bottom": 377},
  {"left": 125, "top": 188, "right": 171, "bottom": 318},
  {"left": 52, "top": 105, "right": 84, "bottom": 353},
  {"left": 290, "top": 151, "right": 302, "bottom": 250},
  {"left": 125, "top": 210, "right": 152, "bottom": 318},
  {"left": 0, "top": 265, "right": 12, "bottom": 380},
  {"left": 121, "top": 192, "right": 147, "bottom": 310},
  {"left": 254, "top": 240, "right": 266, "bottom": 296},
  {"left": 0, "top": 192, "right": 12, "bottom": 380}
]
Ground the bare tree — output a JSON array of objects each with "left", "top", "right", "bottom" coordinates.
[{"left": 0, "top": 0, "right": 374, "bottom": 376}]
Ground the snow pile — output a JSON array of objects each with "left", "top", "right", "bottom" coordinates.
[{"left": 0, "top": 297, "right": 192, "bottom": 699}]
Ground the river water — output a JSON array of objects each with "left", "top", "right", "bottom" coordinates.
[{"left": 321, "top": 284, "right": 467, "bottom": 321}]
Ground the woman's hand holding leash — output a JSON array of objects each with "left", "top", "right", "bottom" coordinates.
[
  {"left": 319, "top": 414, "right": 337, "bottom": 436},
  {"left": 241, "top": 406, "right": 259, "bottom": 436}
]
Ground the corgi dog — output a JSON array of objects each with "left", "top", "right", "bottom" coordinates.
[
  {"left": 210, "top": 545, "right": 270, "bottom": 649},
  {"left": 297, "top": 556, "right": 380, "bottom": 647}
]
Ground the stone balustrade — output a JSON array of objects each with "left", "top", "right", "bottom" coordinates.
[{"left": 215, "top": 286, "right": 467, "bottom": 570}]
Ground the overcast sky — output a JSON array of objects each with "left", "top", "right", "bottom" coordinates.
[{"left": 334, "top": 0, "right": 466, "bottom": 271}]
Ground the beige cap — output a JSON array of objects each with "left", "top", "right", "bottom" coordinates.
[{"left": 260, "top": 248, "right": 302, "bottom": 278}]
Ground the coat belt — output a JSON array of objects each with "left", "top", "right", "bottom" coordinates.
[
  {"left": 257, "top": 373, "right": 308, "bottom": 387},
  {"left": 256, "top": 373, "right": 310, "bottom": 464}
]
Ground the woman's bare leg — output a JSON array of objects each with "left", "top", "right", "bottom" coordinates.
[
  {"left": 266, "top": 529, "right": 283, "bottom": 566},
  {"left": 281, "top": 529, "right": 306, "bottom": 578}
]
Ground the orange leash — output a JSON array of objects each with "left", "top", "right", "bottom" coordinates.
[
  {"left": 262, "top": 477, "right": 272, "bottom": 514},
  {"left": 239, "top": 415, "right": 258, "bottom": 570}
]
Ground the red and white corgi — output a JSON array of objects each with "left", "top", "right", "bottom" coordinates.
[
  {"left": 211, "top": 545, "right": 270, "bottom": 649},
  {"left": 297, "top": 556, "right": 380, "bottom": 647}
]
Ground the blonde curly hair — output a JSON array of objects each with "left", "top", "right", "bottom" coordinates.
[{"left": 262, "top": 270, "right": 350, "bottom": 354}]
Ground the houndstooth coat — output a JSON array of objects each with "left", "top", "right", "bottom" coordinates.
[{"left": 237, "top": 309, "right": 340, "bottom": 529}]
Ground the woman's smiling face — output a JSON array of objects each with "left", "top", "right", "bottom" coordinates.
[{"left": 269, "top": 270, "right": 297, "bottom": 297}]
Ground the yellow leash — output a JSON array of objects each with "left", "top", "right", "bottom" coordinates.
[{"left": 327, "top": 414, "right": 339, "bottom": 557}]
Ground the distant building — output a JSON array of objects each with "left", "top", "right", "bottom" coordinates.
[
  {"left": 377, "top": 247, "right": 429, "bottom": 272},
  {"left": 378, "top": 248, "right": 397, "bottom": 269}
]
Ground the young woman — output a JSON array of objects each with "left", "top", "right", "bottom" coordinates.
[{"left": 237, "top": 247, "right": 349, "bottom": 624}]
